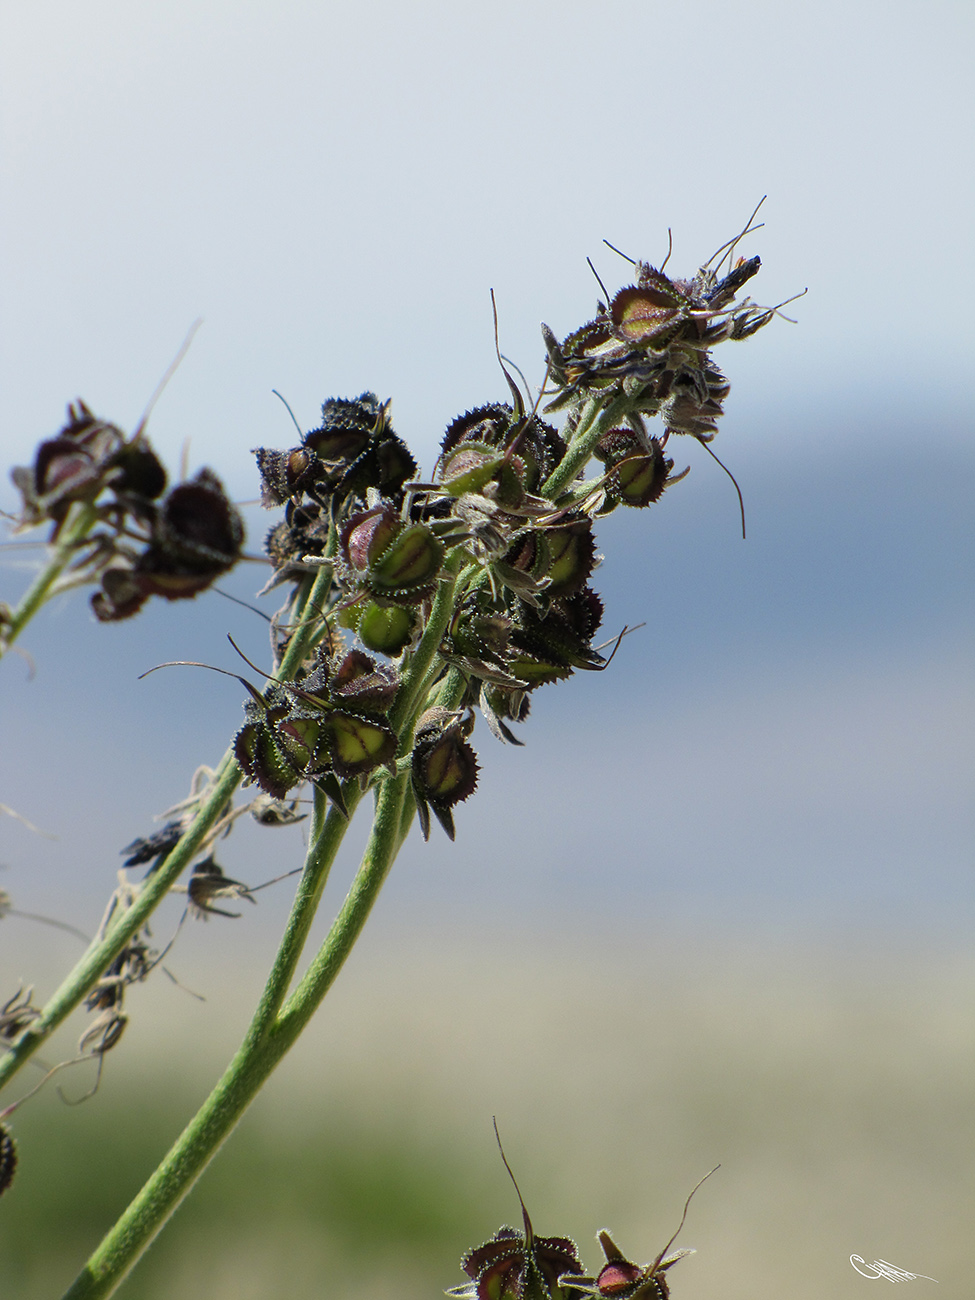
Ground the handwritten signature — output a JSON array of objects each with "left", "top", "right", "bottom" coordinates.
[{"left": 850, "top": 1256, "right": 938, "bottom": 1283}]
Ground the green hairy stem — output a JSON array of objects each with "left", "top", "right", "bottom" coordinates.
[
  {"left": 58, "top": 557, "right": 462, "bottom": 1298},
  {"left": 0, "top": 227, "right": 778, "bottom": 1297}
]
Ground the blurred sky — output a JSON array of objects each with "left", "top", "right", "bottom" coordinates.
[{"left": 1, "top": 0, "right": 973, "bottom": 953}]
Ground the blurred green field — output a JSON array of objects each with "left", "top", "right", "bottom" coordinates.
[{"left": 0, "top": 928, "right": 971, "bottom": 1299}]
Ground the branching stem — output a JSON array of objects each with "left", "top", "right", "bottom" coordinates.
[
  {"left": 56, "top": 550, "right": 462, "bottom": 1298},
  {"left": 0, "top": 501, "right": 101, "bottom": 660}
]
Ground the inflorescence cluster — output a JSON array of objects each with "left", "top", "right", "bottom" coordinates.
[{"left": 2, "top": 223, "right": 781, "bottom": 1228}]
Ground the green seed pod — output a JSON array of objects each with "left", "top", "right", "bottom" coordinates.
[
  {"left": 349, "top": 600, "right": 418, "bottom": 655},
  {"left": 317, "top": 710, "right": 397, "bottom": 779},
  {"left": 411, "top": 709, "right": 479, "bottom": 841},
  {"left": 540, "top": 519, "right": 596, "bottom": 597},
  {"left": 367, "top": 523, "right": 445, "bottom": 602},
  {"left": 596, "top": 428, "right": 686, "bottom": 509},
  {"left": 609, "top": 277, "right": 689, "bottom": 350},
  {"left": 234, "top": 722, "right": 303, "bottom": 799},
  {"left": 440, "top": 443, "right": 508, "bottom": 497}
]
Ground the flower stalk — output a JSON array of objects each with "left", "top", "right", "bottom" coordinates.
[
  {"left": 0, "top": 220, "right": 784, "bottom": 1299},
  {"left": 0, "top": 500, "right": 100, "bottom": 659}
]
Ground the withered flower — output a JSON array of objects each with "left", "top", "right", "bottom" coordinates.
[
  {"left": 0, "top": 986, "right": 41, "bottom": 1044},
  {"left": 185, "top": 858, "right": 257, "bottom": 920},
  {"left": 121, "top": 821, "right": 186, "bottom": 874}
]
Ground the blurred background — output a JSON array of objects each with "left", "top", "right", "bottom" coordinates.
[{"left": 0, "top": 2, "right": 972, "bottom": 1297}]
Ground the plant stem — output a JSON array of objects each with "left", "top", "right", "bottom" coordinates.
[
  {"left": 61, "top": 768, "right": 410, "bottom": 1300},
  {"left": 0, "top": 563, "right": 335, "bottom": 1092},
  {"left": 56, "top": 548, "right": 454, "bottom": 1297},
  {"left": 540, "top": 393, "right": 632, "bottom": 501},
  {"left": 388, "top": 548, "right": 464, "bottom": 732},
  {"left": 0, "top": 752, "right": 242, "bottom": 1091},
  {"left": 0, "top": 501, "right": 100, "bottom": 659}
]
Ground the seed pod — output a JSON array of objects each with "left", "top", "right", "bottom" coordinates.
[
  {"left": 110, "top": 436, "right": 168, "bottom": 499},
  {"left": 411, "top": 709, "right": 479, "bottom": 841},
  {"left": 91, "top": 565, "right": 149, "bottom": 622},
  {"left": 439, "top": 442, "right": 509, "bottom": 496},
  {"left": 368, "top": 523, "right": 445, "bottom": 600},
  {"left": 609, "top": 278, "right": 690, "bottom": 351},
  {"left": 135, "top": 469, "right": 244, "bottom": 600},
  {"left": 343, "top": 508, "right": 445, "bottom": 603},
  {"left": 329, "top": 650, "right": 400, "bottom": 712},
  {"left": 595, "top": 429, "right": 686, "bottom": 509},
  {"left": 302, "top": 393, "right": 416, "bottom": 501},
  {"left": 0, "top": 1126, "right": 17, "bottom": 1199},
  {"left": 11, "top": 402, "right": 126, "bottom": 528},
  {"left": 342, "top": 504, "right": 400, "bottom": 571},
  {"left": 441, "top": 405, "right": 566, "bottom": 493},
  {"left": 254, "top": 446, "right": 316, "bottom": 506},
  {"left": 340, "top": 598, "right": 418, "bottom": 656},
  {"left": 448, "top": 1129, "right": 584, "bottom": 1300},
  {"left": 539, "top": 519, "right": 596, "bottom": 597},
  {"left": 235, "top": 721, "right": 305, "bottom": 799},
  {"left": 316, "top": 710, "right": 397, "bottom": 779}
]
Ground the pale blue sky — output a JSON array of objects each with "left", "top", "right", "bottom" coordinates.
[{"left": 1, "top": 0, "right": 972, "bottom": 949}]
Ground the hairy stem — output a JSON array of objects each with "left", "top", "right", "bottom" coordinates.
[
  {"left": 0, "top": 501, "right": 101, "bottom": 659},
  {"left": 55, "top": 548, "right": 456, "bottom": 1297},
  {"left": 0, "top": 753, "right": 242, "bottom": 1091},
  {"left": 540, "top": 393, "right": 632, "bottom": 501},
  {"left": 0, "top": 563, "right": 334, "bottom": 1092},
  {"left": 60, "top": 769, "right": 410, "bottom": 1300}
]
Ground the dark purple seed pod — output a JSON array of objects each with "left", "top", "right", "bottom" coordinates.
[{"left": 0, "top": 1126, "right": 17, "bottom": 1198}]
